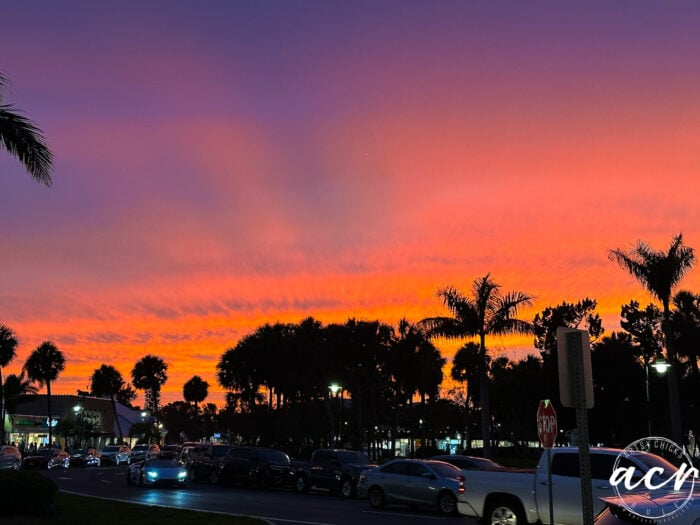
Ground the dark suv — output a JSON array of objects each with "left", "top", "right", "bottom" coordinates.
[
  {"left": 219, "top": 447, "right": 294, "bottom": 489},
  {"left": 189, "top": 444, "right": 235, "bottom": 484}
]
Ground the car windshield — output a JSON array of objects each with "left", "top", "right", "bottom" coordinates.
[
  {"left": 336, "top": 451, "right": 372, "bottom": 465},
  {"left": 103, "top": 446, "right": 118, "bottom": 452},
  {"left": 428, "top": 461, "right": 462, "bottom": 479},
  {"left": 133, "top": 445, "right": 149, "bottom": 451},
  {"left": 145, "top": 459, "right": 179, "bottom": 467},
  {"left": 37, "top": 449, "right": 57, "bottom": 458},
  {"left": 72, "top": 449, "right": 88, "bottom": 455},
  {"left": 258, "top": 449, "right": 290, "bottom": 463}
]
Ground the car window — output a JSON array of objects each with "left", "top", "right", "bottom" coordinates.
[
  {"left": 336, "top": 451, "right": 372, "bottom": 465},
  {"left": 409, "top": 463, "right": 430, "bottom": 477},
  {"left": 447, "top": 457, "right": 476, "bottom": 469},
  {"left": 212, "top": 446, "right": 232, "bottom": 458},
  {"left": 429, "top": 462, "right": 462, "bottom": 478},
  {"left": 380, "top": 461, "right": 412, "bottom": 475},
  {"left": 258, "top": 449, "right": 289, "bottom": 463},
  {"left": 551, "top": 453, "right": 579, "bottom": 477},
  {"left": 591, "top": 454, "right": 618, "bottom": 480}
]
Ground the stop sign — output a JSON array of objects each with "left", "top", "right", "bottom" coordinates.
[{"left": 537, "top": 399, "right": 557, "bottom": 449}]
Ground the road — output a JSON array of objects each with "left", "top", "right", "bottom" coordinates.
[{"left": 44, "top": 465, "right": 479, "bottom": 525}]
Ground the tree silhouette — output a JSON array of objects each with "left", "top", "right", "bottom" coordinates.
[
  {"left": 23, "top": 341, "right": 65, "bottom": 447},
  {"left": 0, "top": 324, "right": 18, "bottom": 445},
  {"left": 131, "top": 355, "right": 168, "bottom": 426},
  {"left": 609, "top": 233, "right": 695, "bottom": 444},
  {"left": 420, "top": 274, "right": 533, "bottom": 458},
  {"left": 91, "top": 364, "right": 127, "bottom": 443},
  {"left": 0, "top": 72, "right": 53, "bottom": 186},
  {"left": 183, "top": 375, "right": 209, "bottom": 413},
  {"left": 3, "top": 371, "right": 37, "bottom": 440}
]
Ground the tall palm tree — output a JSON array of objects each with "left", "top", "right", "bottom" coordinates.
[
  {"left": 183, "top": 375, "right": 209, "bottom": 413},
  {"left": 90, "top": 365, "right": 127, "bottom": 443},
  {"left": 609, "top": 233, "right": 695, "bottom": 444},
  {"left": 0, "top": 324, "right": 18, "bottom": 445},
  {"left": 131, "top": 355, "right": 168, "bottom": 431},
  {"left": 23, "top": 341, "right": 65, "bottom": 447},
  {"left": 420, "top": 274, "right": 533, "bottom": 457},
  {"left": 183, "top": 375, "right": 209, "bottom": 441},
  {"left": 0, "top": 72, "right": 53, "bottom": 186}
]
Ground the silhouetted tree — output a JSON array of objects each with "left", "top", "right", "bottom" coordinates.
[
  {"left": 183, "top": 375, "right": 209, "bottom": 413},
  {"left": 90, "top": 364, "right": 127, "bottom": 443},
  {"left": 610, "top": 233, "right": 695, "bottom": 444},
  {"left": 420, "top": 274, "right": 533, "bottom": 457},
  {"left": 131, "top": 355, "right": 168, "bottom": 427},
  {"left": 24, "top": 341, "right": 65, "bottom": 447},
  {"left": 0, "top": 324, "right": 18, "bottom": 445}
]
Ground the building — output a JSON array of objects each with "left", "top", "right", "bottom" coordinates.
[{"left": 4, "top": 393, "right": 142, "bottom": 451}]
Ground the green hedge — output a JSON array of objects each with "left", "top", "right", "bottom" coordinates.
[{"left": 0, "top": 469, "right": 58, "bottom": 516}]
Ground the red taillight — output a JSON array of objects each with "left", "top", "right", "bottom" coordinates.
[{"left": 458, "top": 475, "right": 465, "bottom": 494}]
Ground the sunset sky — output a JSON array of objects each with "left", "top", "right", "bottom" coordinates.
[{"left": 2, "top": 1, "right": 700, "bottom": 408}]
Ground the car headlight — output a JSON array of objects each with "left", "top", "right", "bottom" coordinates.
[
  {"left": 146, "top": 470, "right": 158, "bottom": 479},
  {"left": 177, "top": 471, "right": 187, "bottom": 479}
]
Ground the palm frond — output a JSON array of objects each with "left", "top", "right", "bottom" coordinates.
[
  {"left": 418, "top": 316, "right": 475, "bottom": 339},
  {"left": 0, "top": 105, "right": 53, "bottom": 186}
]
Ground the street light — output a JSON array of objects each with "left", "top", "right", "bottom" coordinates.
[
  {"left": 329, "top": 384, "right": 342, "bottom": 447},
  {"left": 651, "top": 354, "right": 671, "bottom": 374},
  {"left": 645, "top": 353, "right": 672, "bottom": 435},
  {"left": 73, "top": 404, "right": 82, "bottom": 448}
]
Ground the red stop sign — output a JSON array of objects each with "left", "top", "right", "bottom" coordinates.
[{"left": 537, "top": 399, "right": 557, "bottom": 449}]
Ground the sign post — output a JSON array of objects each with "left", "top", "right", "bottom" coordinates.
[
  {"left": 557, "top": 327, "right": 595, "bottom": 525},
  {"left": 537, "top": 399, "right": 557, "bottom": 525}
]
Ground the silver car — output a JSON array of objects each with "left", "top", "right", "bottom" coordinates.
[
  {"left": 130, "top": 443, "right": 160, "bottom": 462},
  {"left": 357, "top": 458, "right": 469, "bottom": 516},
  {"left": 100, "top": 444, "right": 131, "bottom": 465}
]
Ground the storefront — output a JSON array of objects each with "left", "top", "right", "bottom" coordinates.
[{"left": 3, "top": 393, "right": 141, "bottom": 452}]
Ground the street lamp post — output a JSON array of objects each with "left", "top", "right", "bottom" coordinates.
[
  {"left": 73, "top": 404, "right": 82, "bottom": 448},
  {"left": 645, "top": 353, "right": 672, "bottom": 436},
  {"left": 329, "top": 384, "right": 342, "bottom": 447}
]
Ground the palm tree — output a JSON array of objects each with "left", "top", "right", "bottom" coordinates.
[
  {"left": 0, "top": 72, "right": 53, "bottom": 186},
  {"left": 183, "top": 375, "right": 209, "bottom": 440},
  {"left": 609, "top": 233, "right": 695, "bottom": 444},
  {"left": 90, "top": 365, "right": 127, "bottom": 443},
  {"left": 0, "top": 324, "right": 19, "bottom": 445},
  {"left": 131, "top": 355, "right": 168, "bottom": 434},
  {"left": 23, "top": 341, "right": 65, "bottom": 447},
  {"left": 3, "top": 371, "right": 38, "bottom": 438},
  {"left": 183, "top": 375, "right": 209, "bottom": 413},
  {"left": 419, "top": 274, "right": 533, "bottom": 457}
]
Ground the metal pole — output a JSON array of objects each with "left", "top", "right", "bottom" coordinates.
[
  {"left": 547, "top": 448, "right": 554, "bottom": 525},
  {"left": 645, "top": 363, "right": 652, "bottom": 436},
  {"left": 567, "top": 331, "right": 594, "bottom": 525}
]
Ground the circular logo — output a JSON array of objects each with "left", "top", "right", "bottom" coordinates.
[{"left": 611, "top": 436, "right": 697, "bottom": 521}]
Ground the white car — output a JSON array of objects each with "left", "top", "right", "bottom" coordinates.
[
  {"left": 100, "top": 444, "right": 131, "bottom": 465},
  {"left": 130, "top": 443, "right": 160, "bottom": 462},
  {"left": 126, "top": 457, "right": 188, "bottom": 487}
]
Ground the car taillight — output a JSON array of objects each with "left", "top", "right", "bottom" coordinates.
[{"left": 458, "top": 475, "right": 465, "bottom": 494}]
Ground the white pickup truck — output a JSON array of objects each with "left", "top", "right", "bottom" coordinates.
[{"left": 460, "top": 447, "right": 679, "bottom": 525}]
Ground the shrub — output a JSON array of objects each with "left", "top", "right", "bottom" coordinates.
[{"left": 0, "top": 469, "right": 58, "bottom": 516}]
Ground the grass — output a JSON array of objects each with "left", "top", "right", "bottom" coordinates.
[{"left": 8, "top": 492, "right": 267, "bottom": 525}]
